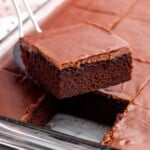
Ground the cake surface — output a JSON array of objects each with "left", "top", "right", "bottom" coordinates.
[
  {"left": 113, "top": 17, "right": 150, "bottom": 62},
  {"left": 20, "top": 23, "right": 132, "bottom": 99},
  {"left": 74, "top": 0, "right": 136, "bottom": 15},
  {"left": 101, "top": 78, "right": 150, "bottom": 149},
  {"left": 102, "top": 104, "right": 150, "bottom": 149},
  {"left": 40, "top": 1, "right": 121, "bottom": 30},
  {"left": 129, "top": 0, "right": 150, "bottom": 21}
]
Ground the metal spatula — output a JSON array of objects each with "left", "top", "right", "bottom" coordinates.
[{"left": 12, "top": 0, "right": 42, "bottom": 71}]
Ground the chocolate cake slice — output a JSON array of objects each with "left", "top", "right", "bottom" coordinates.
[{"left": 19, "top": 23, "right": 132, "bottom": 99}]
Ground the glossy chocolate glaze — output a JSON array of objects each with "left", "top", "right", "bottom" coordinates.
[
  {"left": 74, "top": 0, "right": 136, "bottom": 15},
  {"left": 21, "top": 23, "right": 130, "bottom": 69},
  {"left": 129, "top": 0, "right": 150, "bottom": 22},
  {"left": 102, "top": 104, "right": 150, "bottom": 150},
  {"left": 40, "top": 2, "right": 119, "bottom": 30}
]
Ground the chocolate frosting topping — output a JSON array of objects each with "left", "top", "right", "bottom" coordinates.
[
  {"left": 21, "top": 23, "right": 130, "bottom": 69},
  {"left": 102, "top": 104, "right": 150, "bottom": 149},
  {"left": 1, "top": 0, "right": 150, "bottom": 149},
  {"left": 113, "top": 18, "right": 150, "bottom": 63}
]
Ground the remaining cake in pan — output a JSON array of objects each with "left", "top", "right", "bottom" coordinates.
[
  {"left": 41, "top": 0, "right": 136, "bottom": 30},
  {"left": 19, "top": 23, "right": 132, "bottom": 99},
  {"left": 0, "top": 69, "right": 57, "bottom": 125},
  {"left": 0, "top": 50, "right": 57, "bottom": 126},
  {"left": 100, "top": 95, "right": 150, "bottom": 150},
  {"left": 101, "top": 79, "right": 150, "bottom": 149},
  {"left": 102, "top": 103, "right": 150, "bottom": 150}
]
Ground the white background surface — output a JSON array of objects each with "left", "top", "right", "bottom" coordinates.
[{"left": 0, "top": 0, "right": 47, "bottom": 40}]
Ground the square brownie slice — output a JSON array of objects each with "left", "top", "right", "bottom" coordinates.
[{"left": 19, "top": 23, "right": 132, "bottom": 99}]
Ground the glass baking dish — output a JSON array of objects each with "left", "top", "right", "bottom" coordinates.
[{"left": 0, "top": 0, "right": 120, "bottom": 149}]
